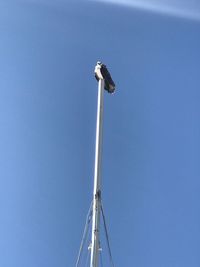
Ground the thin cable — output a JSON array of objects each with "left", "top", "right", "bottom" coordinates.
[
  {"left": 101, "top": 203, "right": 115, "bottom": 267},
  {"left": 100, "top": 247, "right": 104, "bottom": 267},
  {"left": 85, "top": 249, "right": 90, "bottom": 267},
  {"left": 75, "top": 201, "right": 93, "bottom": 267},
  {"left": 85, "top": 219, "right": 92, "bottom": 267}
]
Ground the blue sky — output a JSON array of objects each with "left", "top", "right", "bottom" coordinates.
[
  {"left": 0, "top": 0, "right": 200, "bottom": 266},
  {"left": 96, "top": 0, "right": 200, "bottom": 20}
]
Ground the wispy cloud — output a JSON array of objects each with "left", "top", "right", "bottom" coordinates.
[{"left": 95, "top": 0, "right": 200, "bottom": 21}]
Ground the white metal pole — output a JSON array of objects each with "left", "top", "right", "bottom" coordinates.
[{"left": 90, "top": 78, "right": 104, "bottom": 267}]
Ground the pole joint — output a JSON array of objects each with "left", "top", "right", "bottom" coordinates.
[{"left": 95, "top": 190, "right": 101, "bottom": 200}]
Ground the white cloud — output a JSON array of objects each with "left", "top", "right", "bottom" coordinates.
[{"left": 95, "top": 0, "right": 200, "bottom": 21}]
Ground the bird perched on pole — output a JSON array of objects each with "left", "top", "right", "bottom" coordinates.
[{"left": 94, "top": 61, "right": 116, "bottom": 94}]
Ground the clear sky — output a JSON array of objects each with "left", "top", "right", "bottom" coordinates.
[
  {"left": 0, "top": 0, "right": 200, "bottom": 266},
  {"left": 96, "top": 0, "right": 200, "bottom": 20}
]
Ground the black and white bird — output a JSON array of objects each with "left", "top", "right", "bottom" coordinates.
[{"left": 94, "top": 61, "right": 115, "bottom": 94}]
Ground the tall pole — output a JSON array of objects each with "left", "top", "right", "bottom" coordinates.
[{"left": 90, "top": 78, "right": 104, "bottom": 267}]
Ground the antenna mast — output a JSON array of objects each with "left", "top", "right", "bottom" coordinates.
[
  {"left": 90, "top": 77, "right": 104, "bottom": 267},
  {"left": 90, "top": 62, "right": 115, "bottom": 267}
]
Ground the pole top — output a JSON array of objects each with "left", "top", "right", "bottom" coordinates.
[{"left": 94, "top": 61, "right": 116, "bottom": 94}]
